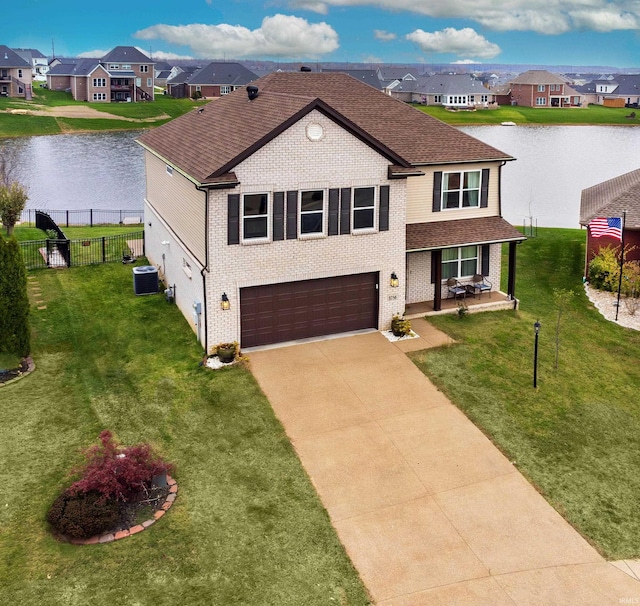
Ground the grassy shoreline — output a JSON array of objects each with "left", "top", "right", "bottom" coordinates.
[{"left": 1, "top": 83, "right": 639, "bottom": 137}]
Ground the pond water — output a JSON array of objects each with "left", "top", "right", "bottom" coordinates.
[
  {"left": 2, "top": 131, "right": 145, "bottom": 212},
  {"left": 3, "top": 125, "right": 640, "bottom": 229},
  {"left": 460, "top": 125, "right": 640, "bottom": 228}
]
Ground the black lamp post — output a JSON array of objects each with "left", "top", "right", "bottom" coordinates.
[{"left": 533, "top": 319, "right": 541, "bottom": 389}]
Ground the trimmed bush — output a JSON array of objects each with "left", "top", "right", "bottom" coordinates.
[
  {"left": 0, "top": 236, "right": 30, "bottom": 356},
  {"left": 47, "top": 490, "right": 120, "bottom": 539}
]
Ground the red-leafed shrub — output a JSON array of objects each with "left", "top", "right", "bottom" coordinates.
[
  {"left": 46, "top": 489, "right": 120, "bottom": 539},
  {"left": 68, "top": 430, "right": 174, "bottom": 503}
]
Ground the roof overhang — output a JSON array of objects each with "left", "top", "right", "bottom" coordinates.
[{"left": 406, "top": 216, "right": 526, "bottom": 252}]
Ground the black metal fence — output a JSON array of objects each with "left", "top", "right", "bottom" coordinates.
[
  {"left": 20, "top": 208, "right": 144, "bottom": 227},
  {"left": 19, "top": 231, "right": 144, "bottom": 270}
]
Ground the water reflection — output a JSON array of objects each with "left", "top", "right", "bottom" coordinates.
[
  {"left": 0, "top": 131, "right": 145, "bottom": 212},
  {"left": 461, "top": 125, "right": 640, "bottom": 228},
  {"left": 2, "top": 125, "right": 640, "bottom": 229}
]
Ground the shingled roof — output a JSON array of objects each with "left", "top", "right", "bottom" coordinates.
[
  {"left": 407, "top": 216, "right": 525, "bottom": 251},
  {"left": 580, "top": 168, "right": 640, "bottom": 230},
  {"left": 137, "top": 71, "right": 513, "bottom": 186}
]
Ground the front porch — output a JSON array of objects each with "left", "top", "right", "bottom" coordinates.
[{"left": 404, "top": 290, "right": 518, "bottom": 319}]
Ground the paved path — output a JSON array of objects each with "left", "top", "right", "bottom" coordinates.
[{"left": 249, "top": 318, "right": 640, "bottom": 605}]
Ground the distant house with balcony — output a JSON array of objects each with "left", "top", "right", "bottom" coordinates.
[
  {"left": 510, "top": 70, "right": 583, "bottom": 107},
  {"left": 46, "top": 46, "right": 154, "bottom": 102},
  {"left": 0, "top": 45, "right": 32, "bottom": 99}
]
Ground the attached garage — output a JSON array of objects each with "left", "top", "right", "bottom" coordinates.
[{"left": 240, "top": 272, "right": 379, "bottom": 348}]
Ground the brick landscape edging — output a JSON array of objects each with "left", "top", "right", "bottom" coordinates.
[
  {"left": 0, "top": 357, "right": 35, "bottom": 388},
  {"left": 69, "top": 475, "right": 178, "bottom": 545}
]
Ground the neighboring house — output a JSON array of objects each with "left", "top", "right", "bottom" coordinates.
[
  {"left": 166, "top": 66, "right": 202, "bottom": 98},
  {"left": 572, "top": 82, "right": 597, "bottom": 106},
  {"left": 182, "top": 62, "right": 258, "bottom": 98},
  {"left": 0, "top": 45, "right": 32, "bottom": 99},
  {"left": 387, "top": 74, "right": 495, "bottom": 107},
  {"left": 510, "top": 70, "right": 584, "bottom": 107},
  {"left": 580, "top": 168, "right": 640, "bottom": 275},
  {"left": 137, "top": 72, "right": 525, "bottom": 350},
  {"left": 591, "top": 74, "right": 640, "bottom": 107},
  {"left": 13, "top": 48, "right": 48, "bottom": 80},
  {"left": 322, "top": 69, "right": 384, "bottom": 90},
  {"left": 46, "top": 46, "right": 154, "bottom": 102},
  {"left": 153, "top": 61, "right": 174, "bottom": 89}
]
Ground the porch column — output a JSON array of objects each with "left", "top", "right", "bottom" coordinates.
[
  {"left": 507, "top": 241, "right": 517, "bottom": 299},
  {"left": 433, "top": 249, "right": 442, "bottom": 311}
]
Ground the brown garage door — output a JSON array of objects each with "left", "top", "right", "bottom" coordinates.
[{"left": 240, "top": 272, "right": 379, "bottom": 348}]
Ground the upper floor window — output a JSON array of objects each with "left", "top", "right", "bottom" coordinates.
[
  {"left": 536, "top": 97, "right": 547, "bottom": 106},
  {"left": 300, "top": 190, "right": 324, "bottom": 235},
  {"left": 220, "top": 85, "right": 231, "bottom": 95},
  {"left": 121, "top": 64, "right": 131, "bottom": 69},
  {"left": 140, "top": 65, "right": 149, "bottom": 73},
  {"left": 537, "top": 84, "right": 545, "bottom": 92},
  {"left": 18, "top": 69, "right": 22, "bottom": 78},
  {"left": 442, "top": 246, "right": 478, "bottom": 279},
  {"left": 353, "top": 187, "right": 376, "bottom": 231},
  {"left": 109, "top": 64, "right": 119, "bottom": 69},
  {"left": 442, "top": 171, "right": 480, "bottom": 210},
  {"left": 93, "top": 78, "right": 106, "bottom": 87},
  {"left": 242, "top": 193, "right": 269, "bottom": 240}
]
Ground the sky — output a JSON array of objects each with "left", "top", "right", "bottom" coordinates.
[{"left": 7, "top": 0, "right": 640, "bottom": 68}]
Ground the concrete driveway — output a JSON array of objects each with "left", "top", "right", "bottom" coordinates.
[{"left": 249, "top": 318, "right": 640, "bottom": 605}]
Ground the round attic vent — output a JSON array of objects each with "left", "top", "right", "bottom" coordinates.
[{"left": 306, "top": 122, "right": 324, "bottom": 141}]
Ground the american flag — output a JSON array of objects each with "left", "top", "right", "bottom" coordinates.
[{"left": 588, "top": 217, "right": 622, "bottom": 241}]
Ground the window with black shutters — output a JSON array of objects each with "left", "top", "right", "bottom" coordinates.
[
  {"left": 300, "top": 190, "right": 324, "bottom": 235},
  {"left": 242, "top": 193, "right": 269, "bottom": 240},
  {"left": 352, "top": 187, "right": 375, "bottom": 231}
]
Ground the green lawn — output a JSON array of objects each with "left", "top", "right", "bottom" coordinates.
[
  {"left": 0, "top": 85, "right": 202, "bottom": 137},
  {"left": 9, "top": 225, "right": 143, "bottom": 242},
  {"left": 0, "top": 262, "right": 370, "bottom": 605},
  {"left": 418, "top": 103, "right": 640, "bottom": 126},
  {"left": 411, "top": 228, "right": 640, "bottom": 559}
]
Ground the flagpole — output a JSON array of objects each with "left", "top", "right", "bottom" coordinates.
[{"left": 615, "top": 210, "right": 626, "bottom": 321}]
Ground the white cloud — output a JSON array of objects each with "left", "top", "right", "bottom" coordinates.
[
  {"left": 374, "top": 29, "right": 397, "bottom": 41},
  {"left": 77, "top": 49, "right": 110, "bottom": 58},
  {"left": 288, "top": 0, "right": 640, "bottom": 34},
  {"left": 135, "top": 14, "right": 339, "bottom": 58},
  {"left": 362, "top": 54, "right": 383, "bottom": 63},
  {"left": 452, "top": 59, "right": 479, "bottom": 64},
  {"left": 288, "top": 0, "right": 329, "bottom": 13},
  {"left": 148, "top": 50, "right": 194, "bottom": 61},
  {"left": 406, "top": 27, "right": 501, "bottom": 59}
]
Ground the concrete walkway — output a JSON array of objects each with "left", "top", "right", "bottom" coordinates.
[{"left": 249, "top": 318, "right": 640, "bottom": 605}]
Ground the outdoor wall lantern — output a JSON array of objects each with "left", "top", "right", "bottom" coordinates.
[
  {"left": 390, "top": 272, "right": 399, "bottom": 288},
  {"left": 221, "top": 293, "right": 230, "bottom": 311}
]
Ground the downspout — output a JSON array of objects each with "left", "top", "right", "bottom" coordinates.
[
  {"left": 498, "top": 161, "right": 507, "bottom": 217},
  {"left": 196, "top": 184, "right": 210, "bottom": 355}
]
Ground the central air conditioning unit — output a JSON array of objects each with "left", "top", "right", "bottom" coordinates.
[{"left": 133, "top": 266, "right": 159, "bottom": 295}]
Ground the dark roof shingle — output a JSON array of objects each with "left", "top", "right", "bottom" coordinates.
[
  {"left": 580, "top": 168, "right": 640, "bottom": 229},
  {"left": 138, "top": 72, "right": 513, "bottom": 185}
]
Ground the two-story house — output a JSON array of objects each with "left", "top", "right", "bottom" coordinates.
[
  {"left": 14, "top": 48, "right": 48, "bottom": 81},
  {"left": 46, "top": 46, "right": 154, "bottom": 102},
  {"left": 137, "top": 72, "right": 524, "bottom": 350},
  {"left": 0, "top": 45, "right": 32, "bottom": 99},
  {"left": 510, "top": 70, "right": 583, "bottom": 107}
]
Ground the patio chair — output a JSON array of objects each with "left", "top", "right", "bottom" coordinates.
[
  {"left": 446, "top": 278, "right": 466, "bottom": 300},
  {"left": 470, "top": 274, "right": 492, "bottom": 298}
]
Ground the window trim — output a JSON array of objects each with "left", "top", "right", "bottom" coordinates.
[
  {"left": 140, "top": 65, "right": 149, "bottom": 73},
  {"left": 220, "top": 85, "right": 231, "bottom": 95},
  {"left": 537, "top": 84, "right": 545, "bottom": 92},
  {"left": 92, "top": 78, "right": 106, "bottom": 87},
  {"left": 536, "top": 97, "right": 547, "bottom": 106},
  {"left": 351, "top": 186, "right": 377, "bottom": 233},
  {"left": 92, "top": 92, "right": 106, "bottom": 101},
  {"left": 441, "top": 170, "right": 481, "bottom": 210},
  {"left": 441, "top": 246, "right": 479, "bottom": 280},
  {"left": 241, "top": 192, "right": 270, "bottom": 242},
  {"left": 299, "top": 189, "right": 326, "bottom": 237}
]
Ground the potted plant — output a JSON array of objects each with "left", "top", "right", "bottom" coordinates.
[
  {"left": 216, "top": 342, "right": 237, "bottom": 364},
  {"left": 391, "top": 314, "right": 412, "bottom": 337}
]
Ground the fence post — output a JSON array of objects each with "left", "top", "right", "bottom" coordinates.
[
  {"left": 102, "top": 237, "right": 106, "bottom": 263},
  {"left": 66, "top": 210, "right": 69, "bottom": 227},
  {"left": 90, "top": 209, "right": 93, "bottom": 228}
]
